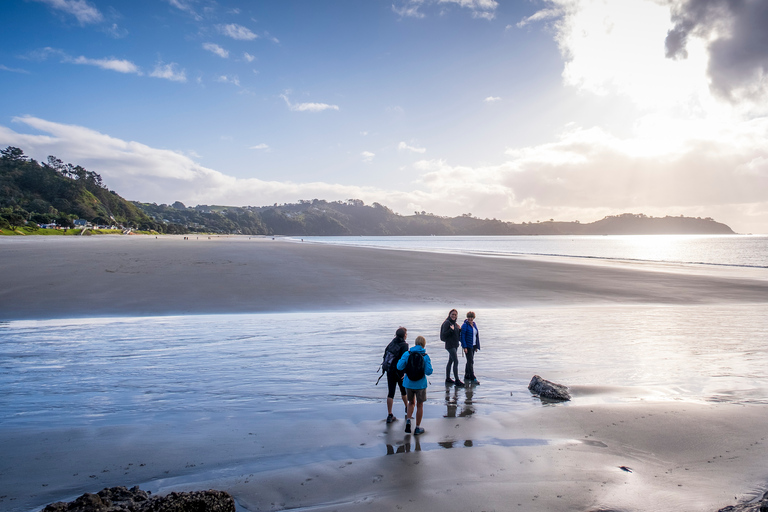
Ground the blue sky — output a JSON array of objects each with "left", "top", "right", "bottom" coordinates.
[{"left": 1, "top": 0, "right": 768, "bottom": 233}]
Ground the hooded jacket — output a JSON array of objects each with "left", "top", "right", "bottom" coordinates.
[
  {"left": 440, "top": 315, "right": 461, "bottom": 350},
  {"left": 396, "top": 345, "right": 433, "bottom": 390}
]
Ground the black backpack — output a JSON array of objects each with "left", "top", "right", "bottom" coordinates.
[
  {"left": 381, "top": 340, "right": 400, "bottom": 373},
  {"left": 404, "top": 350, "right": 425, "bottom": 381}
]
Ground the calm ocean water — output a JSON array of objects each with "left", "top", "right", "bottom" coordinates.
[
  {"left": 298, "top": 234, "right": 768, "bottom": 269},
  {"left": 2, "top": 304, "right": 768, "bottom": 430}
]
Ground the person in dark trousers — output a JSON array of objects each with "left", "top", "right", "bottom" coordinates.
[
  {"left": 385, "top": 327, "right": 409, "bottom": 423},
  {"left": 460, "top": 311, "right": 480, "bottom": 385},
  {"left": 440, "top": 309, "right": 464, "bottom": 387}
]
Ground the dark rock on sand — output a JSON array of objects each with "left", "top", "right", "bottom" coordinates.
[
  {"left": 717, "top": 491, "right": 768, "bottom": 512},
  {"left": 41, "top": 486, "right": 234, "bottom": 512},
  {"left": 528, "top": 375, "right": 571, "bottom": 401}
]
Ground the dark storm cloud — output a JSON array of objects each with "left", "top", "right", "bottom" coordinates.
[{"left": 666, "top": 0, "right": 768, "bottom": 101}]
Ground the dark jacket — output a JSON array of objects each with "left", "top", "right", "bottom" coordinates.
[
  {"left": 460, "top": 320, "right": 480, "bottom": 351},
  {"left": 440, "top": 316, "right": 461, "bottom": 350},
  {"left": 387, "top": 336, "right": 409, "bottom": 375}
]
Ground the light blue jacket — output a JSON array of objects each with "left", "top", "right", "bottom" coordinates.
[{"left": 396, "top": 345, "right": 433, "bottom": 390}]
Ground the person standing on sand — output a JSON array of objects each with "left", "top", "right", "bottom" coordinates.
[
  {"left": 461, "top": 311, "right": 480, "bottom": 385},
  {"left": 440, "top": 309, "right": 464, "bottom": 387},
  {"left": 385, "top": 327, "right": 409, "bottom": 424},
  {"left": 397, "top": 335, "right": 433, "bottom": 435}
]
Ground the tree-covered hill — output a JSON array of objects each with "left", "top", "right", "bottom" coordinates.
[
  {"left": 140, "top": 199, "right": 735, "bottom": 236},
  {"left": 0, "top": 146, "right": 175, "bottom": 232},
  {"left": 1, "top": 145, "right": 736, "bottom": 236}
]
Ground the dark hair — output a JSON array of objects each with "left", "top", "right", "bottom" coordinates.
[
  {"left": 466, "top": 311, "right": 476, "bottom": 319},
  {"left": 395, "top": 327, "right": 407, "bottom": 338},
  {"left": 449, "top": 309, "right": 458, "bottom": 316}
]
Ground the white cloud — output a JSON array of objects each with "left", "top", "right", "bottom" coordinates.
[
  {"left": 71, "top": 55, "right": 140, "bottom": 74},
  {"left": 250, "top": 143, "right": 269, "bottom": 150},
  {"left": 243, "top": 52, "right": 255, "bottom": 62},
  {"left": 392, "top": 4, "right": 425, "bottom": 18},
  {"left": 484, "top": 96, "right": 501, "bottom": 103},
  {"left": 203, "top": 43, "right": 229, "bottom": 59},
  {"left": 280, "top": 94, "right": 339, "bottom": 112},
  {"left": 32, "top": 0, "right": 103, "bottom": 24},
  {"left": 0, "top": 65, "right": 30, "bottom": 74},
  {"left": 217, "top": 75, "right": 240, "bottom": 86},
  {"left": 150, "top": 62, "right": 186, "bottom": 82},
  {"left": 0, "top": 116, "right": 397, "bottom": 209},
  {"left": 165, "top": 0, "right": 202, "bottom": 21},
  {"left": 104, "top": 23, "right": 129, "bottom": 39},
  {"left": 516, "top": 7, "right": 562, "bottom": 28},
  {"left": 361, "top": 151, "right": 376, "bottom": 162},
  {"left": 398, "top": 141, "right": 426, "bottom": 154},
  {"left": 393, "top": 0, "right": 497, "bottom": 19},
  {"left": 217, "top": 23, "right": 258, "bottom": 41},
  {"left": 2, "top": 114, "right": 768, "bottom": 233}
]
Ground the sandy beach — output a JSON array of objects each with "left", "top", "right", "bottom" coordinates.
[
  {"left": 1, "top": 235, "right": 767, "bottom": 321},
  {"left": 2, "top": 235, "right": 768, "bottom": 512}
]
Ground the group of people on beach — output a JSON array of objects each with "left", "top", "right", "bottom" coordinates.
[{"left": 381, "top": 309, "right": 480, "bottom": 435}]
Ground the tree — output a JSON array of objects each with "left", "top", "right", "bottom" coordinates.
[
  {"left": 1, "top": 146, "right": 27, "bottom": 162},
  {"left": 3, "top": 207, "right": 28, "bottom": 230}
]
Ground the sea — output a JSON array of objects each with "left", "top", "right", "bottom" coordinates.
[{"left": 2, "top": 234, "right": 768, "bottom": 510}]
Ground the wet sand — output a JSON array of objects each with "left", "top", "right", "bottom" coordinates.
[
  {"left": 1, "top": 235, "right": 767, "bottom": 321},
  {"left": 2, "top": 235, "right": 768, "bottom": 512}
]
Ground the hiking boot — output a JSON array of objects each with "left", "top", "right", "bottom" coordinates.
[
  {"left": 454, "top": 380, "right": 465, "bottom": 387},
  {"left": 405, "top": 419, "right": 411, "bottom": 433},
  {"left": 445, "top": 378, "right": 455, "bottom": 385},
  {"left": 414, "top": 427, "right": 425, "bottom": 435},
  {"left": 386, "top": 413, "right": 396, "bottom": 424}
]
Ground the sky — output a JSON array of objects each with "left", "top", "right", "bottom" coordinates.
[{"left": 1, "top": 0, "right": 768, "bottom": 234}]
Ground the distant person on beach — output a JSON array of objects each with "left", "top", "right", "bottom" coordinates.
[
  {"left": 383, "top": 327, "right": 409, "bottom": 424},
  {"left": 397, "top": 335, "right": 433, "bottom": 435},
  {"left": 461, "top": 311, "right": 480, "bottom": 385},
  {"left": 440, "top": 309, "right": 464, "bottom": 387}
]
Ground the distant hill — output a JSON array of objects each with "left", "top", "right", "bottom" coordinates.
[
  {"left": 138, "top": 199, "right": 734, "bottom": 236},
  {"left": 1, "top": 146, "right": 735, "bottom": 236}
]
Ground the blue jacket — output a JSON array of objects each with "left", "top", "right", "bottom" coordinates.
[
  {"left": 460, "top": 320, "right": 480, "bottom": 350},
  {"left": 396, "top": 345, "right": 433, "bottom": 390}
]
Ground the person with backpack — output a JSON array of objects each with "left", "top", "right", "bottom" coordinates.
[
  {"left": 461, "top": 311, "right": 481, "bottom": 385},
  {"left": 396, "top": 335, "right": 433, "bottom": 435},
  {"left": 440, "top": 309, "right": 464, "bottom": 387},
  {"left": 383, "top": 327, "right": 409, "bottom": 424}
]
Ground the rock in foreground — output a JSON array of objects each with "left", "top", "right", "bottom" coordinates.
[
  {"left": 528, "top": 375, "right": 571, "bottom": 401},
  {"left": 42, "top": 486, "right": 235, "bottom": 512}
]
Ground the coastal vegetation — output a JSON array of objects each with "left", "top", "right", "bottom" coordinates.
[
  {"left": 0, "top": 146, "right": 174, "bottom": 234},
  {"left": 1, "top": 146, "right": 735, "bottom": 236}
]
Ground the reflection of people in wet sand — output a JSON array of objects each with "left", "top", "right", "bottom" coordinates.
[
  {"left": 460, "top": 311, "right": 480, "bottom": 385},
  {"left": 445, "top": 381, "right": 475, "bottom": 418},
  {"left": 397, "top": 335, "right": 433, "bottom": 435},
  {"left": 460, "top": 383, "right": 475, "bottom": 417},
  {"left": 386, "top": 436, "right": 421, "bottom": 454},
  {"left": 440, "top": 309, "right": 464, "bottom": 387}
]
